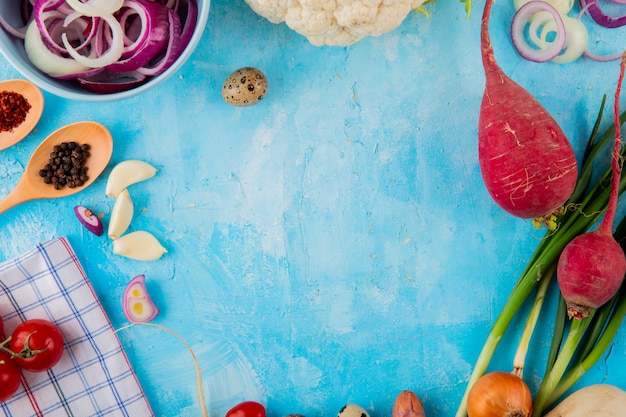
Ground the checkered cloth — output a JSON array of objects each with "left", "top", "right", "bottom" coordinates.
[{"left": 0, "top": 237, "right": 154, "bottom": 417}]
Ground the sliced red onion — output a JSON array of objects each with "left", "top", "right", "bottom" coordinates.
[
  {"left": 24, "top": 21, "right": 92, "bottom": 77},
  {"left": 584, "top": 48, "right": 623, "bottom": 61},
  {"left": 21, "top": 0, "right": 33, "bottom": 24},
  {"left": 106, "top": 0, "right": 171, "bottom": 72},
  {"left": 136, "top": 8, "right": 182, "bottom": 76},
  {"left": 34, "top": 9, "right": 69, "bottom": 53},
  {"left": 550, "top": 15, "right": 588, "bottom": 63},
  {"left": 65, "top": 0, "right": 124, "bottom": 17},
  {"left": 136, "top": 0, "right": 197, "bottom": 76},
  {"left": 4, "top": 0, "right": 199, "bottom": 94},
  {"left": 0, "top": 15, "right": 28, "bottom": 39},
  {"left": 77, "top": 70, "right": 147, "bottom": 93},
  {"left": 62, "top": 14, "right": 124, "bottom": 68},
  {"left": 580, "top": 0, "right": 626, "bottom": 27},
  {"left": 123, "top": 275, "right": 160, "bottom": 323},
  {"left": 175, "top": 0, "right": 198, "bottom": 58},
  {"left": 74, "top": 205, "right": 104, "bottom": 236},
  {"left": 527, "top": 11, "right": 559, "bottom": 47},
  {"left": 511, "top": 0, "right": 567, "bottom": 62}
]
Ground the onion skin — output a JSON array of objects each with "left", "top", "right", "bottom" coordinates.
[
  {"left": 392, "top": 390, "right": 426, "bottom": 417},
  {"left": 467, "top": 372, "right": 532, "bottom": 417}
]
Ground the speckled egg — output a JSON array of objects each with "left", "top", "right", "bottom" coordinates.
[
  {"left": 337, "top": 404, "right": 370, "bottom": 417},
  {"left": 221, "top": 67, "right": 267, "bottom": 106}
]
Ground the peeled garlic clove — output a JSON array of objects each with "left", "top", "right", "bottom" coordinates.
[
  {"left": 108, "top": 189, "right": 134, "bottom": 239},
  {"left": 113, "top": 231, "right": 167, "bottom": 261},
  {"left": 105, "top": 160, "right": 157, "bottom": 198}
]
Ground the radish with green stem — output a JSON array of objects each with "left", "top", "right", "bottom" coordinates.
[
  {"left": 556, "top": 53, "right": 626, "bottom": 319},
  {"left": 455, "top": 97, "right": 626, "bottom": 417},
  {"left": 478, "top": 0, "right": 578, "bottom": 224}
]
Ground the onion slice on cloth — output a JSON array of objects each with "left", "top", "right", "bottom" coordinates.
[
  {"left": 6, "top": 0, "right": 199, "bottom": 94},
  {"left": 511, "top": 1, "right": 567, "bottom": 62}
]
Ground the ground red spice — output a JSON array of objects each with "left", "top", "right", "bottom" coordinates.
[{"left": 0, "top": 90, "right": 31, "bottom": 133}]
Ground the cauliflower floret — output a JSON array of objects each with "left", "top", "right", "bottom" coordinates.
[{"left": 244, "top": 0, "right": 428, "bottom": 46}]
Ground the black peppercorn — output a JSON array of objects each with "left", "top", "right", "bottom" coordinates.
[{"left": 39, "top": 141, "right": 91, "bottom": 190}]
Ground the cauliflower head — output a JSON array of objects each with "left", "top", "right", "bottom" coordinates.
[{"left": 243, "top": 0, "right": 428, "bottom": 46}]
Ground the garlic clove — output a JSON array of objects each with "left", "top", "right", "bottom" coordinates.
[
  {"left": 112, "top": 230, "right": 167, "bottom": 261},
  {"left": 108, "top": 188, "right": 134, "bottom": 239},
  {"left": 105, "top": 160, "right": 157, "bottom": 198}
]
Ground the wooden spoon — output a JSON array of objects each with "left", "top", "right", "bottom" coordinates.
[
  {"left": 0, "top": 79, "right": 44, "bottom": 150},
  {"left": 0, "top": 121, "right": 113, "bottom": 215}
]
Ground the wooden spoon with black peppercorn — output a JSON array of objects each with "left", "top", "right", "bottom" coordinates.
[
  {"left": 0, "top": 79, "right": 44, "bottom": 150},
  {"left": 0, "top": 121, "right": 113, "bottom": 215}
]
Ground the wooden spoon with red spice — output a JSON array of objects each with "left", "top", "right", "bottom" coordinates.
[
  {"left": 0, "top": 79, "right": 44, "bottom": 150},
  {"left": 0, "top": 121, "right": 113, "bottom": 215}
]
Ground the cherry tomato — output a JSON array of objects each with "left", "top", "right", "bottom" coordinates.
[
  {"left": 0, "top": 351, "right": 22, "bottom": 402},
  {"left": 225, "top": 401, "right": 266, "bottom": 417},
  {"left": 10, "top": 319, "right": 64, "bottom": 372}
]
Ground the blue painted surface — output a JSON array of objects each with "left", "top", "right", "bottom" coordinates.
[{"left": 1, "top": 0, "right": 626, "bottom": 416}]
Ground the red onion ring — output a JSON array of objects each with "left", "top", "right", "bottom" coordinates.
[
  {"left": 580, "top": 0, "right": 626, "bottom": 27},
  {"left": 136, "top": 8, "right": 182, "bottom": 76},
  {"left": 511, "top": 0, "right": 567, "bottom": 62},
  {"left": 77, "top": 70, "right": 147, "bottom": 93},
  {"left": 107, "top": 0, "right": 171, "bottom": 72}
]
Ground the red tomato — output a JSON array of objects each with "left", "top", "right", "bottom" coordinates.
[
  {"left": 10, "top": 319, "right": 64, "bottom": 372},
  {"left": 0, "top": 351, "right": 22, "bottom": 402},
  {"left": 225, "top": 401, "right": 266, "bottom": 417}
]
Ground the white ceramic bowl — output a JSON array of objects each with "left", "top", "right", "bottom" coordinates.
[{"left": 0, "top": 1, "right": 210, "bottom": 102}]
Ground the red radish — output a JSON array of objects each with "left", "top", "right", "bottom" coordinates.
[
  {"left": 557, "top": 54, "right": 626, "bottom": 319},
  {"left": 478, "top": 0, "right": 578, "bottom": 221}
]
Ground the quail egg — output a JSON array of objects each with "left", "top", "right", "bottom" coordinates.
[
  {"left": 222, "top": 67, "right": 268, "bottom": 106},
  {"left": 337, "top": 404, "right": 370, "bottom": 417}
]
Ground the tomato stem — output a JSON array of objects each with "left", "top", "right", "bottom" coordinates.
[{"left": 9, "top": 331, "right": 48, "bottom": 359}]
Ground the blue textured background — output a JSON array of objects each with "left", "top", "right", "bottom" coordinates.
[{"left": 1, "top": 0, "right": 626, "bottom": 416}]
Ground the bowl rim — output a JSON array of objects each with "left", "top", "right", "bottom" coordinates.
[{"left": 0, "top": 0, "right": 211, "bottom": 102}]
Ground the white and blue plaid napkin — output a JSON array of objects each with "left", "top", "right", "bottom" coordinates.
[{"left": 0, "top": 237, "right": 154, "bottom": 417}]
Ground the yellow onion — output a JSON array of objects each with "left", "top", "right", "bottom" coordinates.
[{"left": 467, "top": 372, "right": 532, "bottom": 417}]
